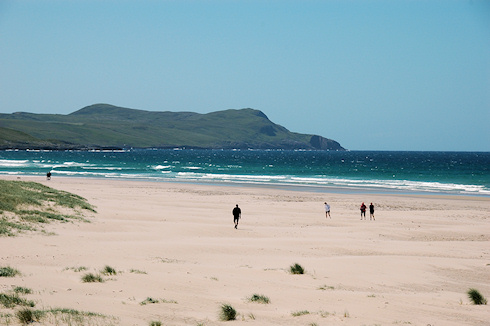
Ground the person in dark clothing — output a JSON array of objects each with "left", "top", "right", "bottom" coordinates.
[
  {"left": 46, "top": 172, "right": 51, "bottom": 180},
  {"left": 232, "top": 204, "right": 241, "bottom": 229},
  {"left": 369, "top": 203, "right": 375, "bottom": 221},
  {"left": 360, "top": 202, "right": 367, "bottom": 220}
]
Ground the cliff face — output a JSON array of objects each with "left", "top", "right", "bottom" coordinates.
[
  {"left": 0, "top": 104, "right": 345, "bottom": 151},
  {"left": 309, "top": 135, "right": 344, "bottom": 150}
]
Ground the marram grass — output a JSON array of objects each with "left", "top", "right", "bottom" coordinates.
[
  {"left": 16, "top": 308, "right": 34, "bottom": 324},
  {"left": 289, "top": 263, "right": 305, "bottom": 275},
  {"left": 0, "top": 266, "right": 20, "bottom": 277},
  {"left": 467, "top": 288, "right": 487, "bottom": 305},
  {"left": 219, "top": 304, "right": 237, "bottom": 321},
  {"left": 248, "top": 293, "right": 270, "bottom": 304},
  {"left": 101, "top": 265, "right": 117, "bottom": 275},
  {"left": 0, "top": 180, "right": 96, "bottom": 236},
  {"left": 0, "top": 293, "right": 35, "bottom": 309},
  {"left": 81, "top": 273, "right": 104, "bottom": 283}
]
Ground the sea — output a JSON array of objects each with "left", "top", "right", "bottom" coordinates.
[{"left": 0, "top": 149, "right": 489, "bottom": 196}]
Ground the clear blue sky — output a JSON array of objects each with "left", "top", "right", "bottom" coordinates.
[{"left": 1, "top": 0, "right": 489, "bottom": 151}]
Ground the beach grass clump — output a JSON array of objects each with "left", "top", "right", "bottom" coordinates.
[
  {"left": 0, "top": 266, "right": 20, "bottom": 277},
  {"left": 130, "top": 269, "right": 147, "bottom": 274},
  {"left": 149, "top": 321, "right": 162, "bottom": 326},
  {"left": 0, "top": 293, "right": 35, "bottom": 308},
  {"left": 16, "top": 308, "right": 34, "bottom": 324},
  {"left": 219, "top": 304, "right": 237, "bottom": 321},
  {"left": 81, "top": 273, "right": 104, "bottom": 283},
  {"left": 0, "top": 180, "right": 96, "bottom": 236},
  {"left": 291, "top": 310, "right": 310, "bottom": 317},
  {"left": 248, "top": 294, "right": 270, "bottom": 304},
  {"left": 289, "top": 263, "right": 305, "bottom": 275},
  {"left": 101, "top": 265, "right": 117, "bottom": 276},
  {"left": 140, "top": 297, "right": 159, "bottom": 305},
  {"left": 73, "top": 266, "right": 88, "bottom": 272},
  {"left": 467, "top": 288, "right": 487, "bottom": 305},
  {"left": 13, "top": 287, "right": 32, "bottom": 295}
]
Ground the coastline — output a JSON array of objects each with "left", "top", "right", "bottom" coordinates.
[{"left": 1, "top": 176, "right": 489, "bottom": 325}]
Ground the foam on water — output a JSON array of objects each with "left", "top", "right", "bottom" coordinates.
[{"left": 0, "top": 149, "right": 488, "bottom": 196}]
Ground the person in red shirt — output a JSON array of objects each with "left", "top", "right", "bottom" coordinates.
[{"left": 360, "top": 202, "right": 367, "bottom": 220}]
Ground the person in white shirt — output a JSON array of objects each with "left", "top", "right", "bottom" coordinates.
[{"left": 324, "top": 202, "right": 331, "bottom": 219}]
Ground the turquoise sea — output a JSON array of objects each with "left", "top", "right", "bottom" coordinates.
[{"left": 0, "top": 149, "right": 489, "bottom": 196}]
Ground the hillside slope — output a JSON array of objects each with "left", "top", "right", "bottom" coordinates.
[{"left": 0, "top": 104, "right": 345, "bottom": 150}]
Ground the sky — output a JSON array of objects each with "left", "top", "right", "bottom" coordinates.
[{"left": 0, "top": 0, "right": 489, "bottom": 151}]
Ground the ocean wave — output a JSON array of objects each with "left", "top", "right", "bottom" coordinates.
[
  {"left": 0, "top": 159, "right": 30, "bottom": 167},
  {"left": 153, "top": 165, "right": 172, "bottom": 170}
]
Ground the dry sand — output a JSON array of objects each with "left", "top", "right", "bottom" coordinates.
[{"left": 1, "top": 176, "right": 489, "bottom": 326}]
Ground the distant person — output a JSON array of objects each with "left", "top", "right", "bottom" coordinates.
[
  {"left": 360, "top": 202, "right": 367, "bottom": 220},
  {"left": 369, "top": 202, "right": 375, "bottom": 220},
  {"left": 46, "top": 171, "right": 51, "bottom": 180},
  {"left": 324, "top": 202, "right": 331, "bottom": 218},
  {"left": 232, "top": 204, "right": 241, "bottom": 229}
]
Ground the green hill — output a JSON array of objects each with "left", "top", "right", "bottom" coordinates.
[{"left": 0, "top": 104, "right": 345, "bottom": 150}]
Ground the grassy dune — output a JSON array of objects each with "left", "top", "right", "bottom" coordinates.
[{"left": 0, "top": 180, "right": 95, "bottom": 236}]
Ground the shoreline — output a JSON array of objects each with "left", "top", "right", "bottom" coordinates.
[
  {"left": 3, "top": 173, "right": 490, "bottom": 199},
  {"left": 1, "top": 175, "right": 489, "bottom": 325}
]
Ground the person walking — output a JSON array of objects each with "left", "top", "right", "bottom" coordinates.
[
  {"left": 324, "top": 202, "right": 331, "bottom": 218},
  {"left": 360, "top": 202, "right": 367, "bottom": 220},
  {"left": 369, "top": 203, "right": 375, "bottom": 220},
  {"left": 232, "top": 204, "right": 241, "bottom": 229}
]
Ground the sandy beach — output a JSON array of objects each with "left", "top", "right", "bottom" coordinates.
[{"left": 1, "top": 176, "right": 489, "bottom": 326}]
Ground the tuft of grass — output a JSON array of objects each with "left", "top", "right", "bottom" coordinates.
[
  {"left": 16, "top": 308, "right": 34, "bottom": 325},
  {"left": 81, "top": 273, "right": 104, "bottom": 283},
  {"left": 289, "top": 263, "right": 305, "bottom": 275},
  {"left": 140, "top": 297, "right": 159, "bottom": 305},
  {"left": 248, "top": 294, "right": 270, "bottom": 304},
  {"left": 130, "top": 269, "right": 147, "bottom": 274},
  {"left": 13, "top": 287, "right": 32, "bottom": 295},
  {"left": 101, "top": 265, "right": 117, "bottom": 276},
  {"left": 467, "top": 288, "right": 487, "bottom": 305},
  {"left": 149, "top": 321, "right": 162, "bottom": 326},
  {"left": 219, "top": 304, "right": 237, "bottom": 321},
  {"left": 73, "top": 266, "right": 88, "bottom": 272},
  {"left": 291, "top": 310, "right": 310, "bottom": 317},
  {"left": 0, "top": 293, "right": 35, "bottom": 308},
  {"left": 0, "top": 266, "right": 20, "bottom": 277}
]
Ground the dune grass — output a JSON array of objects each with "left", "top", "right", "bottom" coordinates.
[
  {"left": 289, "top": 263, "right": 305, "bottom": 275},
  {"left": 0, "top": 180, "right": 96, "bottom": 236},
  {"left": 140, "top": 297, "right": 159, "bottom": 305},
  {"left": 149, "top": 321, "right": 162, "bottom": 326},
  {"left": 81, "top": 273, "right": 104, "bottom": 283},
  {"left": 291, "top": 310, "right": 310, "bottom": 317},
  {"left": 467, "top": 288, "right": 487, "bottom": 305},
  {"left": 16, "top": 308, "right": 34, "bottom": 325},
  {"left": 248, "top": 293, "right": 270, "bottom": 304},
  {"left": 0, "top": 293, "right": 35, "bottom": 309},
  {"left": 64, "top": 266, "right": 88, "bottom": 272},
  {"left": 140, "top": 297, "right": 177, "bottom": 305},
  {"left": 219, "top": 304, "right": 237, "bottom": 321},
  {"left": 101, "top": 265, "right": 117, "bottom": 276},
  {"left": 130, "top": 268, "right": 147, "bottom": 274},
  {"left": 0, "top": 266, "right": 20, "bottom": 277},
  {"left": 13, "top": 287, "right": 32, "bottom": 295},
  {"left": 28, "top": 308, "right": 111, "bottom": 325}
]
